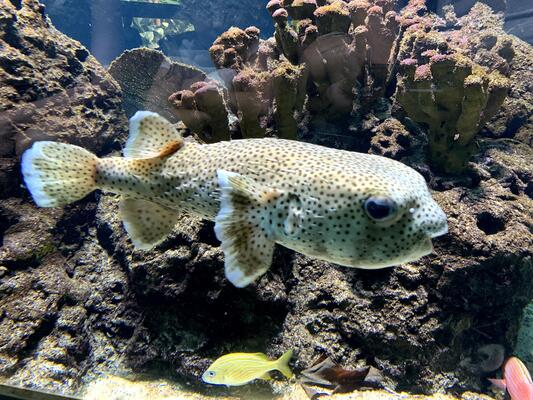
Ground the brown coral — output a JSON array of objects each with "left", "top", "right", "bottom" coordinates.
[
  {"left": 168, "top": 81, "right": 230, "bottom": 143},
  {"left": 209, "top": 26, "right": 260, "bottom": 71}
]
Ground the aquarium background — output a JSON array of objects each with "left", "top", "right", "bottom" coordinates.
[
  {"left": 39, "top": 0, "right": 533, "bottom": 68},
  {"left": 0, "top": 0, "right": 532, "bottom": 399}
]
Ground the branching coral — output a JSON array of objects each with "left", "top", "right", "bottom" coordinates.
[
  {"left": 166, "top": 0, "right": 512, "bottom": 173},
  {"left": 395, "top": 27, "right": 510, "bottom": 172},
  {"left": 171, "top": 24, "right": 306, "bottom": 140}
]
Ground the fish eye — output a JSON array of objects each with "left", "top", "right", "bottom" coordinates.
[
  {"left": 364, "top": 196, "right": 397, "bottom": 222},
  {"left": 206, "top": 371, "right": 216, "bottom": 378}
]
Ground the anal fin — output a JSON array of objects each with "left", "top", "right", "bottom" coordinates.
[
  {"left": 120, "top": 198, "right": 179, "bottom": 250},
  {"left": 214, "top": 170, "right": 278, "bottom": 288}
]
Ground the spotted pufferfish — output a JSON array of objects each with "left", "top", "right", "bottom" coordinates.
[{"left": 21, "top": 111, "right": 448, "bottom": 287}]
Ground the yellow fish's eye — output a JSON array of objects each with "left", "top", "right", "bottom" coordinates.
[
  {"left": 364, "top": 196, "right": 398, "bottom": 221},
  {"left": 206, "top": 370, "right": 216, "bottom": 378}
]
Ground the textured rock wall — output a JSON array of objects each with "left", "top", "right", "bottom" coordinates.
[
  {"left": 0, "top": 0, "right": 531, "bottom": 398},
  {"left": 0, "top": 0, "right": 132, "bottom": 394},
  {"left": 0, "top": 0, "right": 127, "bottom": 199}
]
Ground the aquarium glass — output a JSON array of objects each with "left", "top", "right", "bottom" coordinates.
[{"left": 0, "top": 0, "right": 532, "bottom": 400}]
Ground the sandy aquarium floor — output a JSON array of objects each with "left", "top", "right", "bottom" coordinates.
[{"left": 82, "top": 376, "right": 496, "bottom": 400}]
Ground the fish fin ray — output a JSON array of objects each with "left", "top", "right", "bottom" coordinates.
[
  {"left": 276, "top": 349, "right": 294, "bottom": 379},
  {"left": 260, "top": 372, "right": 272, "bottom": 381},
  {"left": 488, "top": 378, "right": 506, "bottom": 390},
  {"left": 21, "top": 141, "right": 97, "bottom": 207},
  {"left": 124, "top": 111, "right": 183, "bottom": 159},
  {"left": 120, "top": 198, "right": 179, "bottom": 250},
  {"left": 214, "top": 170, "right": 277, "bottom": 288}
]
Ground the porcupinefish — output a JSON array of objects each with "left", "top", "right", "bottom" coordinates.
[
  {"left": 21, "top": 111, "right": 448, "bottom": 287},
  {"left": 202, "top": 350, "right": 293, "bottom": 386}
]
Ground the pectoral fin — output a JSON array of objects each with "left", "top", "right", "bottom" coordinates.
[
  {"left": 120, "top": 198, "right": 179, "bottom": 250},
  {"left": 260, "top": 372, "right": 272, "bottom": 381},
  {"left": 214, "top": 170, "right": 278, "bottom": 288}
]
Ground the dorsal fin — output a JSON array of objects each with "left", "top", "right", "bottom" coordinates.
[{"left": 124, "top": 111, "right": 183, "bottom": 159}]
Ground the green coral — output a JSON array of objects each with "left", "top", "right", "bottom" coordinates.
[
  {"left": 272, "top": 61, "right": 308, "bottom": 139},
  {"left": 395, "top": 31, "right": 510, "bottom": 173}
]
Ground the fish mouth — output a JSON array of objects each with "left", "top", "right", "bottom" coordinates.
[
  {"left": 429, "top": 221, "right": 448, "bottom": 239},
  {"left": 418, "top": 238, "right": 434, "bottom": 258}
]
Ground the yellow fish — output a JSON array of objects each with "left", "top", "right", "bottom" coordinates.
[
  {"left": 201, "top": 350, "right": 293, "bottom": 386},
  {"left": 21, "top": 111, "right": 448, "bottom": 288}
]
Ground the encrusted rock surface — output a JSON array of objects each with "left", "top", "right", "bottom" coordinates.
[
  {"left": 0, "top": 0, "right": 531, "bottom": 399},
  {"left": 0, "top": 0, "right": 129, "bottom": 395},
  {"left": 0, "top": 0, "right": 127, "bottom": 199}
]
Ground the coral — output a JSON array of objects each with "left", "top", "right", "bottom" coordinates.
[
  {"left": 273, "top": 8, "right": 300, "bottom": 64},
  {"left": 314, "top": 1, "right": 351, "bottom": 35},
  {"left": 169, "top": 2, "right": 512, "bottom": 172},
  {"left": 272, "top": 62, "right": 308, "bottom": 139},
  {"left": 303, "top": 32, "right": 364, "bottom": 116},
  {"left": 369, "top": 118, "right": 412, "bottom": 159},
  {"left": 231, "top": 68, "right": 272, "bottom": 138},
  {"left": 168, "top": 81, "right": 230, "bottom": 142},
  {"left": 395, "top": 29, "right": 510, "bottom": 172},
  {"left": 108, "top": 48, "right": 205, "bottom": 122},
  {"left": 209, "top": 26, "right": 261, "bottom": 71},
  {"left": 175, "top": 24, "right": 307, "bottom": 140},
  {"left": 439, "top": 4, "right": 532, "bottom": 145}
]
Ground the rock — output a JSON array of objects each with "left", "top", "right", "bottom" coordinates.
[
  {"left": 108, "top": 48, "right": 206, "bottom": 122},
  {"left": 0, "top": 0, "right": 127, "bottom": 198},
  {"left": 73, "top": 140, "right": 531, "bottom": 396},
  {"left": 0, "top": 0, "right": 134, "bottom": 395}
]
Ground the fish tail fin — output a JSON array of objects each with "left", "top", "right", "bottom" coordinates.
[
  {"left": 275, "top": 349, "right": 294, "bottom": 379},
  {"left": 488, "top": 378, "right": 506, "bottom": 390},
  {"left": 21, "top": 141, "right": 98, "bottom": 207}
]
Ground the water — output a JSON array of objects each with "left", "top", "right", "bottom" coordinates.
[{"left": 0, "top": 0, "right": 532, "bottom": 399}]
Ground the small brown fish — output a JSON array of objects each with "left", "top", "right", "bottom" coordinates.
[{"left": 300, "top": 355, "right": 383, "bottom": 398}]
